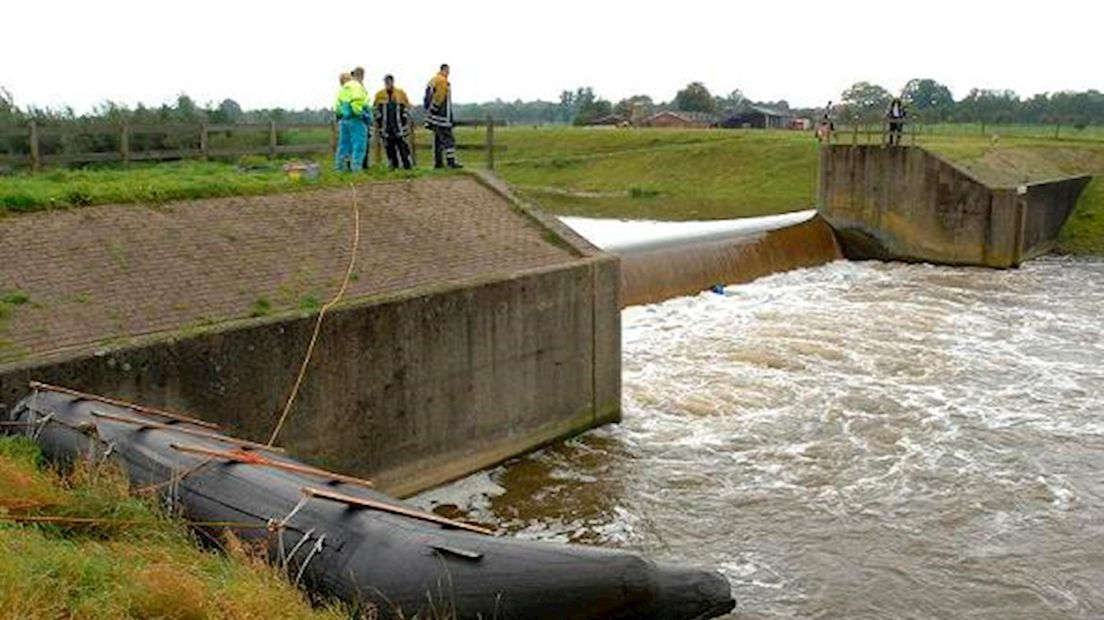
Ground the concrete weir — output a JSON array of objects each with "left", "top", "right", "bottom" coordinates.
[
  {"left": 564, "top": 212, "right": 844, "bottom": 307},
  {"left": 0, "top": 174, "right": 620, "bottom": 497},
  {"left": 818, "top": 145, "right": 1091, "bottom": 267}
]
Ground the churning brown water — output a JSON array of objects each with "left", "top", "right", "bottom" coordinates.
[{"left": 415, "top": 255, "right": 1104, "bottom": 619}]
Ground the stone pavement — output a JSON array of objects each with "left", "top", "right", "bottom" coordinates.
[{"left": 0, "top": 176, "right": 578, "bottom": 367}]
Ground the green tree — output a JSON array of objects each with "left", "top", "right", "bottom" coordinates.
[
  {"left": 565, "top": 87, "right": 613, "bottom": 125},
  {"left": 902, "top": 78, "right": 954, "bottom": 121},
  {"left": 674, "top": 82, "right": 716, "bottom": 113},
  {"left": 614, "top": 95, "right": 654, "bottom": 121},
  {"left": 0, "top": 86, "right": 19, "bottom": 125},
  {"left": 954, "top": 89, "right": 1020, "bottom": 124},
  {"left": 209, "top": 98, "right": 243, "bottom": 124},
  {"left": 715, "top": 89, "right": 748, "bottom": 113},
  {"left": 840, "top": 81, "right": 892, "bottom": 122}
]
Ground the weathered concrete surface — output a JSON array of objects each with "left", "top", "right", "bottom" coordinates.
[
  {"left": 817, "top": 145, "right": 1091, "bottom": 267},
  {"left": 618, "top": 216, "right": 842, "bottom": 307},
  {"left": 0, "top": 174, "right": 620, "bottom": 497}
]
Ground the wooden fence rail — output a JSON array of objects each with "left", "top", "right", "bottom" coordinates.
[{"left": 0, "top": 118, "right": 505, "bottom": 171}]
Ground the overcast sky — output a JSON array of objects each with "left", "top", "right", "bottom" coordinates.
[{"left": 3, "top": 0, "right": 1099, "bottom": 113}]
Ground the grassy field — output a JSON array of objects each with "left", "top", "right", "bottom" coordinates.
[
  {"left": 0, "top": 435, "right": 345, "bottom": 619},
  {"left": 1, "top": 126, "right": 1102, "bottom": 253}
]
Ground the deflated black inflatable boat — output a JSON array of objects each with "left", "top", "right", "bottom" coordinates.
[{"left": 4, "top": 386, "right": 735, "bottom": 620}]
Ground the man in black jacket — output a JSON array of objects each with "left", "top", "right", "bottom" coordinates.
[{"left": 374, "top": 75, "right": 413, "bottom": 170}]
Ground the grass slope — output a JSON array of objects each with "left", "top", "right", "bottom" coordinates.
[
  {"left": 0, "top": 436, "right": 344, "bottom": 620},
  {"left": 0, "top": 158, "right": 426, "bottom": 214},
  {"left": 493, "top": 128, "right": 817, "bottom": 220}
]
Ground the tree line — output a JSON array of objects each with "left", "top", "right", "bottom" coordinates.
[
  {"left": 836, "top": 80, "right": 1104, "bottom": 128},
  {"left": 3, "top": 78, "right": 1104, "bottom": 132}
]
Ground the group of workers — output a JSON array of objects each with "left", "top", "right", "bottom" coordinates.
[{"left": 333, "top": 64, "right": 461, "bottom": 172}]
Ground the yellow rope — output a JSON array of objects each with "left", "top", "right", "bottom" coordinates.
[{"left": 267, "top": 184, "right": 361, "bottom": 447}]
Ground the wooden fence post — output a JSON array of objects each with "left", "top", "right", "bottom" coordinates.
[
  {"left": 200, "top": 122, "right": 209, "bottom": 160},
  {"left": 120, "top": 121, "right": 130, "bottom": 167},
  {"left": 29, "top": 120, "right": 40, "bottom": 172},
  {"left": 268, "top": 121, "right": 277, "bottom": 158},
  {"left": 408, "top": 121, "right": 416, "bottom": 166},
  {"left": 485, "top": 116, "right": 495, "bottom": 170}
]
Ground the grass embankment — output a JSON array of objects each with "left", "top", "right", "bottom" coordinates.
[
  {"left": 2, "top": 126, "right": 1103, "bottom": 254},
  {"left": 0, "top": 158, "right": 426, "bottom": 214},
  {"left": 491, "top": 127, "right": 818, "bottom": 220},
  {"left": 0, "top": 436, "right": 343, "bottom": 620}
]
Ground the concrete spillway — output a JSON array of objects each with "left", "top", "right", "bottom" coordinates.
[{"left": 562, "top": 211, "right": 843, "bottom": 307}]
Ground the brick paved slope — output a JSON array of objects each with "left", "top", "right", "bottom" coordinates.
[{"left": 0, "top": 176, "right": 579, "bottom": 366}]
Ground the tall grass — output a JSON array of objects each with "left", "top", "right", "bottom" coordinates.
[{"left": 0, "top": 436, "right": 346, "bottom": 620}]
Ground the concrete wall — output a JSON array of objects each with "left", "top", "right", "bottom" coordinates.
[
  {"left": 0, "top": 175, "right": 621, "bottom": 498},
  {"left": 817, "top": 145, "right": 1090, "bottom": 267}
]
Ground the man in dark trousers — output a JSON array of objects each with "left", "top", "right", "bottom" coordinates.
[
  {"left": 424, "top": 63, "right": 462, "bottom": 168},
  {"left": 374, "top": 74, "right": 413, "bottom": 170}
]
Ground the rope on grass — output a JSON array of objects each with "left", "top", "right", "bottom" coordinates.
[{"left": 267, "top": 183, "right": 361, "bottom": 448}]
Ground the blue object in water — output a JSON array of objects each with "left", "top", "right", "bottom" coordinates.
[{"left": 710, "top": 284, "right": 726, "bottom": 295}]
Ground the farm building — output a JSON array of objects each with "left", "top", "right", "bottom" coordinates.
[
  {"left": 720, "top": 106, "right": 795, "bottom": 129},
  {"left": 642, "top": 111, "right": 720, "bottom": 129},
  {"left": 588, "top": 114, "right": 628, "bottom": 126}
]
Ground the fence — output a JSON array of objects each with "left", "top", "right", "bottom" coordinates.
[
  {"left": 823, "top": 120, "right": 921, "bottom": 147},
  {"left": 0, "top": 117, "right": 504, "bottom": 171}
]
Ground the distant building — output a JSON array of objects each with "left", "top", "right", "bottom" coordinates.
[
  {"left": 642, "top": 110, "right": 720, "bottom": 129},
  {"left": 588, "top": 114, "right": 627, "bottom": 126},
  {"left": 720, "top": 106, "right": 795, "bottom": 129}
]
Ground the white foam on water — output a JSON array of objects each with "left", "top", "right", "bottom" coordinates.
[{"left": 419, "top": 256, "right": 1104, "bottom": 618}]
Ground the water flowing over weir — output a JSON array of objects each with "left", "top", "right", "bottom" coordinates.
[
  {"left": 416, "top": 257, "right": 1104, "bottom": 619},
  {"left": 561, "top": 211, "right": 843, "bottom": 307}
]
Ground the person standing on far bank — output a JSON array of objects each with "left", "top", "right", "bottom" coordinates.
[
  {"left": 334, "top": 67, "right": 370, "bottom": 172},
  {"left": 374, "top": 74, "right": 413, "bottom": 170},
  {"left": 886, "top": 97, "right": 906, "bottom": 146},
  {"left": 424, "top": 63, "right": 462, "bottom": 169}
]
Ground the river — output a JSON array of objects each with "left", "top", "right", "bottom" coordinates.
[{"left": 414, "top": 255, "right": 1104, "bottom": 619}]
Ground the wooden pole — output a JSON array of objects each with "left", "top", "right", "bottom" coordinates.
[
  {"left": 303, "top": 486, "right": 493, "bottom": 535},
  {"left": 408, "top": 120, "right": 416, "bottom": 166},
  {"left": 120, "top": 121, "right": 130, "bottom": 167},
  {"left": 90, "top": 410, "right": 284, "bottom": 453},
  {"left": 485, "top": 115, "right": 495, "bottom": 170},
  {"left": 29, "top": 380, "right": 220, "bottom": 429},
  {"left": 268, "top": 120, "right": 277, "bottom": 158},
  {"left": 29, "top": 120, "right": 40, "bottom": 172},
  {"left": 170, "top": 443, "right": 374, "bottom": 489},
  {"left": 200, "top": 122, "right": 209, "bottom": 160}
]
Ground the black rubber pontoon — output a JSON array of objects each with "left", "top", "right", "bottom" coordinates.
[{"left": 4, "top": 387, "right": 735, "bottom": 620}]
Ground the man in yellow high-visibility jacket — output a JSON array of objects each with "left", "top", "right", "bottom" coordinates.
[
  {"left": 374, "top": 74, "right": 413, "bottom": 170},
  {"left": 424, "top": 63, "right": 461, "bottom": 169},
  {"left": 334, "top": 67, "right": 370, "bottom": 171}
]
